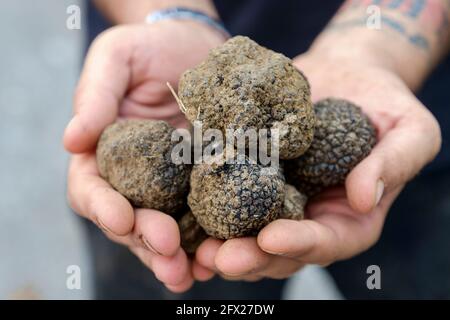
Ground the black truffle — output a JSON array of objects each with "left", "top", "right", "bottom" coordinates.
[
  {"left": 285, "top": 98, "right": 377, "bottom": 195},
  {"left": 188, "top": 155, "right": 285, "bottom": 239},
  {"left": 96, "top": 120, "right": 191, "bottom": 215},
  {"left": 178, "top": 211, "right": 208, "bottom": 254},
  {"left": 178, "top": 36, "right": 315, "bottom": 159}
]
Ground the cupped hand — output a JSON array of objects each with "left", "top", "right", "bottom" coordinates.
[
  {"left": 64, "top": 21, "right": 225, "bottom": 293},
  {"left": 194, "top": 51, "right": 441, "bottom": 281}
]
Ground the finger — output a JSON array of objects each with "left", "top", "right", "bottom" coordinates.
[
  {"left": 259, "top": 219, "right": 348, "bottom": 265},
  {"left": 259, "top": 258, "right": 304, "bottom": 280},
  {"left": 219, "top": 255, "right": 303, "bottom": 281},
  {"left": 219, "top": 274, "right": 264, "bottom": 282},
  {"left": 214, "top": 237, "right": 303, "bottom": 280},
  {"left": 64, "top": 28, "right": 131, "bottom": 153},
  {"left": 165, "top": 276, "right": 194, "bottom": 293},
  {"left": 192, "top": 260, "right": 215, "bottom": 282},
  {"left": 196, "top": 239, "right": 274, "bottom": 282},
  {"left": 131, "top": 246, "right": 192, "bottom": 287},
  {"left": 346, "top": 110, "right": 441, "bottom": 213},
  {"left": 195, "top": 238, "right": 224, "bottom": 271},
  {"left": 133, "top": 208, "right": 180, "bottom": 257},
  {"left": 214, "top": 238, "right": 270, "bottom": 276},
  {"left": 258, "top": 191, "right": 399, "bottom": 264},
  {"left": 67, "top": 154, "right": 134, "bottom": 236}
]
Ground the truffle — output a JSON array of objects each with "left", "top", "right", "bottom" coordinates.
[
  {"left": 178, "top": 211, "right": 209, "bottom": 254},
  {"left": 96, "top": 119, "right": 191, "bottom": 215},
  {"left": 188, "top": 156, "right": 285, "bottom": 239},
  {"left": 280, "top": 184, "right": 308, "bottom": 221},
  {"left": 178, "top": 36, "right": 315, "bottom": 159},
  {"left": 285, "top": 98, "right": 377, "bottom": 195},
  {"left": 180, "top": 183, "right": 306, "bottom": 253}
]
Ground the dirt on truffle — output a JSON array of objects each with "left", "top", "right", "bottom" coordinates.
[
  {"left": 178, "top": 36, "right": 315, "bottom": 160},
  {"left": 188, "top": 155, "right": 285, "bottom": 239},
  {"left": 280, "top": 184, "right": 308, "bottom": 220},
  {"left": 285, "top": 98, "right": 377, "bottom": 196},
  {"left": 178, "top": 211, "right": 209, "bottom": 254},
  {"left": 96, "top": 120, "right": 191, "bottom": 216}
]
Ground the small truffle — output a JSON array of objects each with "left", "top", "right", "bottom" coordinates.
[
  {"left": 97, "top": 120, "right": 191, "bottom": 215},
  {"left": 280, "top": 184, "right": 308, "bottom": 221},
  {"left": 285, "top": 98, "right": 377, "bottom": 196},
  {"left": 178, "top": 211, "right": 209, "bottom": 254},
  {"left": 178, "top": 36, "right": 315, "bottom": 159},
  {"left": 188, "top": 156, "right": 285, "bottom": 239}
]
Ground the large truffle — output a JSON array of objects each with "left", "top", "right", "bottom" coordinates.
[
  {"left": 285, "top": 98, "right": 377, "bottom": 195},
  {"left": 188, "top": 156, "right": 285, "bottom": 239},
  {"left": 178, "top": 211, "right": 208, "bottom": 254},
  {"left": 97, "top": 120, "right": 191, "bottom": 215},
  {"left": 178, "top": 36, "right": 315, "bottom": 159}
]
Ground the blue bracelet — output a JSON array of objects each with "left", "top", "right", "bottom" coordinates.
[{"left": 145, "top": 7, "right": 231, "bottom": 38}]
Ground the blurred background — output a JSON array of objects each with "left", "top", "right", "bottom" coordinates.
[{"left": 0, "top": 0, "right": 92, "bottom": 299}]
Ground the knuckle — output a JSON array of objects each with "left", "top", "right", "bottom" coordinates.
[
  {"left": 92, "top": 25, "right": 132, "bottom": 58},
  {"left": 93, "top": 25, "right": 122, "bottom": 46},
  {"left": 66, "top": 189, "right": 77, "bottom": 213},
  {"left": 66, "top": 175, "right": 82, "bottom": 215},
  {"left": 418, "top": 109, "right": 442, "bottom": 157}
]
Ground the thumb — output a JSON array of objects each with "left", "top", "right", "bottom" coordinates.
[
  {"left": 64, "top": 30, "right": 131, "bottom": 153},
  {"left": 346, "top": 111, "right": 441, "bottom": 214}
]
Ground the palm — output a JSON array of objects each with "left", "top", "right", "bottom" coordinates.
[
  {"left": 118, "top": 78, "right": 187, "bottom": 128},
  {"left": 111, "top": 23, "right": 224, "bottom": 129}
]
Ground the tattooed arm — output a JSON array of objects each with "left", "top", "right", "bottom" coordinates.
[
  {"left": 195, "top": 0, "right": 447, "bottom": 281},
  {"left": 312, "top": 0, "right": 450, "bottom": 90}
]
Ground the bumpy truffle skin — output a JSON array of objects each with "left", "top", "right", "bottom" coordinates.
[
  {"left": 97, "top": 120, "right": 191, "bottom": 215},
  {"left": 178, "top": 36, "right": 315, "bottom": 159},
  {"left": 188, "top": 157, "right": 285, "bottom": 239},
  {"left": 285, "top": 98, "right": 377, "bottom": 195},
  {"left": 178, "top": 211, "right": 208, "bottom": 254},
  {"left": 280, "top": 185, "right": 307, "bottom": 221}
]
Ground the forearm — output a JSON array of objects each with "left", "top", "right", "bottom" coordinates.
[
  {"left": 93, "top": 0, "right": 219, "bottom": 24},
  {"left": 308, "top": 0, "right": 450, "bottom": 90}
]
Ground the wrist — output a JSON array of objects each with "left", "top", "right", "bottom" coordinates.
[
  {"left": 146, "top": 7, "right": 230, "bottom": 41},
  {"left": 307, "top": 29, "right": 429, "bottom": 91},
  {"left": 294, "top": 47, "right": 410, "bottom": 103},
  {"left": 94, "top": 0, "right": 219, "bottom": 24},
  {"left": 147, "top": 18, "right": 227, "bottom": 48}
]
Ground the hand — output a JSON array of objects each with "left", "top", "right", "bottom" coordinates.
[
  {"left": 194, "top": 50, "right": 442, "bottom": 281},
  {"left": 64, "top": 21, "right": 225, "bottom": 293}
]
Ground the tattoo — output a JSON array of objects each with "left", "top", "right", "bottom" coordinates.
[
  {"left": 329, "top": 16, "right": 430, "bottom": 49},
  {"left": 332, "top": 0, "right": 450, "bottom": 51}
]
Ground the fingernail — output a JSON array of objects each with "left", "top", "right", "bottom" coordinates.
[
  {"left": 139, "top": 235, "right": 161, "bottom": 255},
  {"left": 375, "top": 179, "right": 384, "bottom": 206},
  {"left": 263, "top": 249, "right": 288, "bottom": 257},
  {"left": 221, "top": 271, "right": 251, "bottom": 277},
  {"left": 96, "top": 218, "right": 113, "bottom": 234},
  {"left": 65, "top": 116, "right": 78, "bottom": 134}
]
